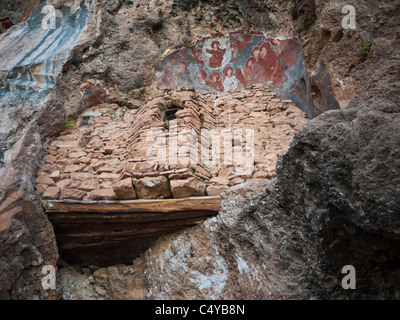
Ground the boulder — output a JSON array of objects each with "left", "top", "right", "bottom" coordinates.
[
  {"left": 98, "top": 173, "right": 120, "bottom": 181},
  {"left": 235, "top": 105, "right": 251, "bottom": 114},
  {"left": 57, "top": 179, "right": 72, "bottom": 190},
  {"left": 65, "top": 165, "right": 86, "bottom": 173},
  {"left": 113, "top": 178, "right": 137, "bottom": 200},
  {"left": 134, "top": 176, "right": 171, "bottom": 199},
  {"left": 69, "top": 151, "right": 87, "bottom": 159},
  {"left": 35, "top": 183, "right": 48, "bottom": 195},
  {"left": 229, "top": 177, "right": 245, "bottom": 186},
  {"left": 170, "top": 177, "right": 206, "bottom": 198},
  {"left": 70, "top": 172, "right": 93, "bottom": 181},
  {"left": 42, "top": 154, "right": 56, "bottom": 164},
  {"left": 210, "top": 177, "right": 230, "bottom": 185},
  {"left": 253, "top": 171, "right": 269, "bottom": 179},
  {"left": 49, "top": 170, "right": 60, "bottom": 182}
]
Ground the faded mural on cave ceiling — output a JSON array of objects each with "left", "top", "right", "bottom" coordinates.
[{"left": 155, "top": 31, "right": 313, "bottom": 117}]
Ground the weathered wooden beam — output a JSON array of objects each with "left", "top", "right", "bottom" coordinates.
[
  {"left": 51, "top": 215, "right": 213, "bottom": 234},
  {"left": 44, "top": 196, "right": 221, "bottom": 214},
  {"left": 56, "top": 225, "right": 190, "bottom": 248},
  {"left": 57, "top": 237, "right": 160, "bottom": 266},
  {"left": 47, "top": 210, "right": 217, "bottom": 224}
]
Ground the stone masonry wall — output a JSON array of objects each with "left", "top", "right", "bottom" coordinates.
[{"left": 34, "top": 85, "right": 308, "bottom": 201}]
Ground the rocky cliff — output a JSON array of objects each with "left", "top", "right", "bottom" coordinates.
[
  {"left": 0, "top": 0, "right": 399, "bottom": 299},
  {"left": 58, "top": 107, "right": 400, "bottom": 300}
]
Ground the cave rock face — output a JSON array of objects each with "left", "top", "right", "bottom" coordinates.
[
  {"left": 0, "top": 1, "right": 97, "bottom": 299},
  {"left": 0, "top": 0, "right": 98, "bottom": 147}
]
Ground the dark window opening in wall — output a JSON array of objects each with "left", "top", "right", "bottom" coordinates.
[
  {"left": 80, "top": 116, "right": 90, "bottom": 127},
  {"left": 162, "top": 108, "right": 179, "bottom": 122}
]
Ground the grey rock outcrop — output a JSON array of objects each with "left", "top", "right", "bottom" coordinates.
[
  {"left": 0, "top": 0, "right": 100, "bottom": 299},
  {"left": 0, "top": 124, "right": 58, "bottom": 299}
]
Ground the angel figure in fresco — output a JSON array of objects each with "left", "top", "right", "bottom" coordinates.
[
  {"left": 167, "top": 56, "right": 191, "bottom": 87},
  {"left": 240, "top": 57, "right": 263, "bottom": 88},
  {"left": 158, "top": 65, "right": 175, "bottom": 88},
  {"left": 222, "top": 66, "right": 239, "bottom": 93},
  {"left": 250, "top": 47, "right": 269, "bottom": 83},
  {"left": 206, "top": 41, "right": 226, "bottom": 68},
  {"left": 230, "top": 32, "right": 252, "bottom": 54},
  {"left": 190, "top": 47, "right": 205, "bottom": 65},
  {"left": 230, "top": 43, "right": 239, "bottom": 65},
  {"left": 258, "top": 42, "right": 287, "bottom": 85},
  {"left": 195, "top": 49, "right": 205, "bottom": 65},
  {"left": 187, "top": 63, "right": 206, "bottom": 91},
  {"left": 197, "top": 70, "right": 208, "bottom": 86},
  {"left": 206, "top": 72, "right": 224, "bottom": 92},
  {"left": 252, "top": 46, "right": 261, "bottom": 60},
  {"left": 193, "top": 69, "right": 209, "bottom": 92},
  {"left": 270, "top": 38, "right": 300, "bottom": 70}
]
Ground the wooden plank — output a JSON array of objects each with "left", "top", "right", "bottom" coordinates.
[
  {"left": 47, "top": 210, "right": 216, "bottom": 224},
  {"left": 56, "top": 226, "right": 188, "bottom": 249},
  {"left": 58, "top": 237, "right": 159, "bottom": 266},
  {"left": 44, "top": 196, "right": 221, "bottom": 213},
  {"left": 51, "top": 215, "right": 212, "bottom": 235}
]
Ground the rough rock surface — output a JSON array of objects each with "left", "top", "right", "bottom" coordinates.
[
  {"left": 0, "top": 124, "right": 58, "bottom": 299},
  {"left": 0, "top": 0, "right": 101, "bottom": 149},
  {"left": 299, "top": 0, "right": 400, "bottom": 113},
  {"left": 274, "top": 108, "right": 400, "bottom": 299},
  {"left": 0, "top": 0, "right": 46, "bottom": 24}
]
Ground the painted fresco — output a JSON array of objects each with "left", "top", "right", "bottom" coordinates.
[{"left": 155, "top": 32, "right": 313, "bottom": 117}]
